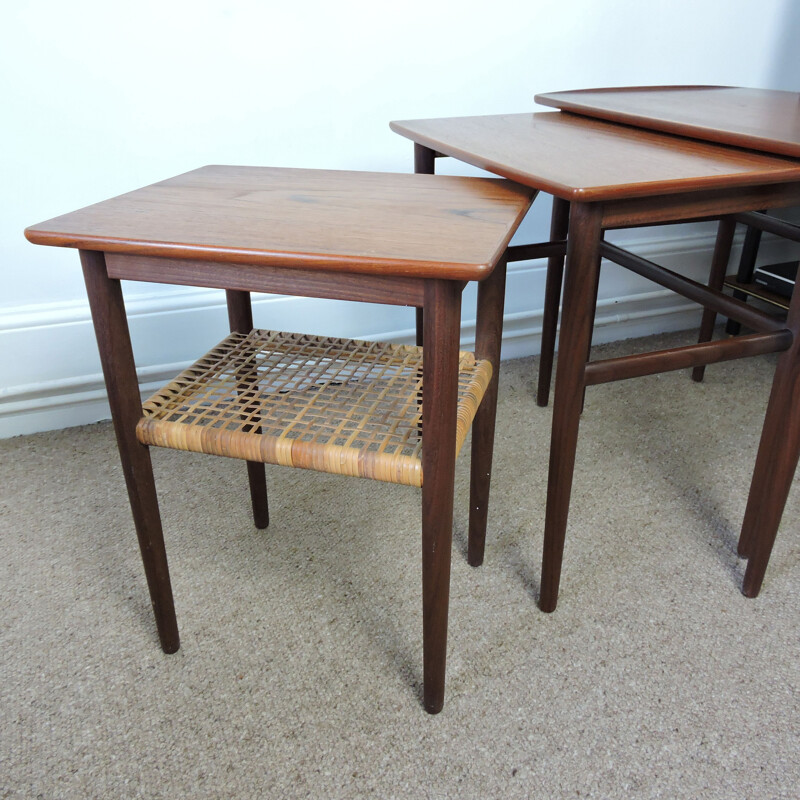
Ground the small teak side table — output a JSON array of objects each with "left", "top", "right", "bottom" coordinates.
[{"left": 25, "top": 165, "right": 535, "bottom": 713}]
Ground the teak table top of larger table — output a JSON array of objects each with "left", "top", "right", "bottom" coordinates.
[
  {"left": 534, "top": 86, "right": 800, "bottom": 159},
  {"left": 390, "top": 111, "right": 800, "bottom": 202}
]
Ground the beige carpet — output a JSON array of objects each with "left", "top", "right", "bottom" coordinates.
[{"left": 1, "top": 330, "right": 798, "bottom": 799}]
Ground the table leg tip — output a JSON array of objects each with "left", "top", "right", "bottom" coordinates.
[{"left": 741, "top": 583, "right": 762, "bottom": 599}]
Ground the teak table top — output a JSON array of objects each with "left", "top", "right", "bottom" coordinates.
[
  {"left": 25, "top": 165, "right": 534, "bottom": 281},
  {"left": 390, "top": 111, "right": 800, "bottom": 202},
  {"left": 535, "top": 86, "right": 800, "bottom": 159}
]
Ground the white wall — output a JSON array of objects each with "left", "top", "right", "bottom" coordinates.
[{"left": 1, "top": 0, "right": 798, "bottom": 436}]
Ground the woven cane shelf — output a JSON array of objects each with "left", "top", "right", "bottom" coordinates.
[{"left": 136, "top": 329, "right": 492, "bottom": 487}]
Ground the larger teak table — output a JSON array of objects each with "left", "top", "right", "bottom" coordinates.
[
  {"left": 25, "top": 165, "right": 535, "bottom": 713},
  {"left": 392, "top": 101, "right": 800, "bottom": 610}
]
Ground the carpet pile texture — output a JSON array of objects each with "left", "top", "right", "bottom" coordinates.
[{"left": 1, "top": 331, "right": 797, "bottom": 798}]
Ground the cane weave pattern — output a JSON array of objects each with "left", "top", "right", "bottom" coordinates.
[{"left": 136, "top": 330, "right": 492, "bottom": 487}]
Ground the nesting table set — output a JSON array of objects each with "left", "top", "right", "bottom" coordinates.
[{"left": 26, "top": 87, "right": 800, "bottom": 713}]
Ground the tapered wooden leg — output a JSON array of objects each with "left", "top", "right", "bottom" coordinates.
[
  {"left": 414, "top": 142, "right": 436, "bottom": 175},
  {"left": 537, "top": 197, "right": 570, "bottom": 407},
  {"left": 225, "top": 289, "right": 269, "bottom": 529},
  {"left": 80, "top": 250, "right": 179, "bottom": 653},
  {"left": 691, "top": 217, "right": 737, "bottom": 382},
  {"left": 468, "top": 257, "right": 507, "bottom": 567},
  {"left": 580, "top": 233, "right": 604, "bottom": 413},
  {"left": 737, "top": 282, "right": 800, "bottom": 582},
  {"left": 414, "top": 143, "right": 436, "bottom": 348},
  {"left": 726, "top": 222, "right": 763, "bottom": 336},
  {"left": 539, "top": 204, "right": 603, "bottom": 613},
  {"left": 421, "top": 279, "right": 462, "bottom": 714}
]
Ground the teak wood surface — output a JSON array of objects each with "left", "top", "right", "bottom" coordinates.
[
  {"left": 393, "top": 103, "right": 800, "bottom": 613},
  {"left": 26, "top": 165, "right": 535, "bottom": 715},
  {"left": 25, "top": 165, "right": 533, "bottom": 281},
  {"left": 535, "top": 86, "right": 800, "bottom": 158},
  {"left": 390, "top": 112, "right": 800, "bottom": 202}
]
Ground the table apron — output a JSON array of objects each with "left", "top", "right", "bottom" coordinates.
[
  {"left": 601, "top": 182, "right": 800, "bottom": 228},
  {"left": 105, "top": 253, "right": 426, "bottom": 307}
]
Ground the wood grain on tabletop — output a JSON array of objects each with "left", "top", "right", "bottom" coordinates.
[
  {"left": 24, "top": 166, "right": 535, "bottom": 281},
  {"left": 390, "top": 111, "right": 800, "bottom": 201},
  {"left": 535, "top": 86, "right": 800, "bottom": 158}
]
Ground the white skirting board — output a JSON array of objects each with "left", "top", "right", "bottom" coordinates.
[{"left": 1, "top": 229, "right": 794, "bottom": 438}]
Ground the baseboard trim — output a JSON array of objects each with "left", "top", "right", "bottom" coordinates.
[
  {"left": 0, "top": 288, "right": 701, "bottom": 438},
  {"left": 2, "top": 226, "right": 793, "bottom": 438}
]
